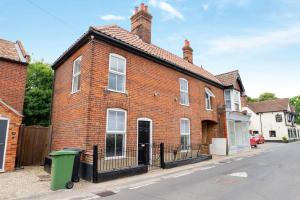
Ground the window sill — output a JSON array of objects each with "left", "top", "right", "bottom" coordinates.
[
  {"left": 180, "top": 103, "right": 190, "bottom": 107},
  {"left": 206, "top": 109, "right": 213, "bottom": 112},
  {"left": 71, "top": 90, "right": 80, "bottom": 94},
  {"left": 106, "top": 88, "right": 127, "bottom": 95},
  {"left": 105, "top": 155, "right": 126, "bottom": 160}
]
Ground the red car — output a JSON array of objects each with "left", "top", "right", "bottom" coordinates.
[
  {"left": 254, "top": 134, "right": 265, "bottom": 144},
  {"left": 250, "top": 136, "right": 258, "bottom": 148}
]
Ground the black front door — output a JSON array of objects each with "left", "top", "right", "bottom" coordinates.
[
  {"left": 0, "top": 119, "right": 8, "bottom": 171},
  {"left": 138, "top": 120, "right": 150, "bottom": 165}
]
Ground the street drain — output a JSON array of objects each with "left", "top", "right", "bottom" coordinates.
[{"left": 96, "top": 191, "right": 116, "bottom": 197}]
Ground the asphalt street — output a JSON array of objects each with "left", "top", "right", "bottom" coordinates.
[{"left": 102, "top": 142, "right": 300, "bottom": 200}]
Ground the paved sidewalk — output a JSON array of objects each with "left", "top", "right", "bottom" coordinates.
[{"left": 0, "top": 143, "right": 281, "bottom": 200}]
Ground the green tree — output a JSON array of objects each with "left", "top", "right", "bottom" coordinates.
[
  {"left": 23, "top": 61, "right": 53, "bottom": 126},
  {"left": 290, "top": 96, "right": 300, "bottom": 124},
  {"left": 258, "top": 92, "right": 277, "bottom": 101},
  {"left": 247, "top": 96, "right": 258, "bottom": 103}
]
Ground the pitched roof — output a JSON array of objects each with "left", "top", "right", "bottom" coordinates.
[
  {"left": 0, "top": 38, "right": 29, "bottom": 64},
  {"left": 93, "top": 25, "right": 223, "bottom": 84},
  {"left": 247, "top": 98, "right": 291, "bottom": 113},
  {"left": 54, "top": 25, "right": 222, "bottom": 85},
  {"left": 215, "top": 70, "right": 239, "bottom": 86},
  {"left": 215, "top": 70, "right": 245, "bottom": 93}
]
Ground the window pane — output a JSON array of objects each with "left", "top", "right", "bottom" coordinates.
[
  {"left": 108, "top": 73, "right": 117, "bottom": 91},
  {"left": 206, "top": 93, "right": 211, "bottom": 109},
  {"left": 76, "top": 75, "right": 80, "bottom": 91},
  {"left": 117, "top": 58, "right": 125, "bottom": 73},
  {"left": 225, "top": 100, "right": 231, "bottom": 109},
  {"left": 117, "top": 111, "right": 125, "bottom": 131},
  {"left": 74, "top": 59, "right": 81, "bottom": 74},
  {"left": 110, "top": 56, "right": 118, "bottom": 72},
  {"left": 181, "top": 119, "right": 190, "bottom": 135},
  {"left": 180, "top": 79, "right": 188, "bottom": 91},
  {"left": 116, "top": 74, "right": 125, "bottom": 92},
  {"left": 108, "top": 110, "right": 116, "bottom": 131},
  {"left": 106, "top": 134, "right": 115, "bottom": 157},
  {"left": 116, "top": 134, "right": 124, "bottom": 157},
  {"left": 180, "top": 92, "right": 188, "bottom": 105},
  {"left": 225, "top": 90, "right": 231, "bottom": 99},
  {"left": 181, "top": 135, "right": 190, "bottom": 150},
  {"left": 72, "top": 76, "right": 78, "bottom": 92}
]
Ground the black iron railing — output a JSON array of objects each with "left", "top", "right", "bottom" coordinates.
[
  {"left": 162, "top": 144, "right": 203, "bottom": 163},
  {"left": 94, "top": 145, "right": 139, "bottom": 173}
]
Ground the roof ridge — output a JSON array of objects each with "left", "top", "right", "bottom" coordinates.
[
  {"left": 215, "top": 69, "right": 239, "bottom": 77},
  {"left": 249, "top": 98, "right": 289, "bottom": 105},
  {"left": 0, "top": 38, "right": 16, "bottom": 44}
]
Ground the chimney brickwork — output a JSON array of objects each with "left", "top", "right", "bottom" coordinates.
[{"left": 131, "top": 3, "right": 152, "bottom": 44}]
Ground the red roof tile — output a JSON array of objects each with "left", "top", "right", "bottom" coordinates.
[
  {"left": 92, "top": 25, "right": 222, "bottom": 85},
  {"left": 0, "top": 39, "right": 29, "bottom": 63},
  {"left": 248, "top": 98, "right": 291, "bottom": 113}
]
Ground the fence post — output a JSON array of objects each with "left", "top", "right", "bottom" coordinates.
[
  {"left": 160, "top": 143, "right": 165, "bottom": 169},
  {"left": 92, "top": 145, "right": 98, "bottom": 183}
]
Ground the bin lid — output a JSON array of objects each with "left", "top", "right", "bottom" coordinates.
[{"left": 50, "top": 150, "right": 78, "bottom": 156}]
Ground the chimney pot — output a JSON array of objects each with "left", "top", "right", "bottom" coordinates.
[
  {"left": 130, "top": 3, "right": 152, "bottom": 43},
  {"left": 134, "top": 6, "right": 138, "bottom": 14}
]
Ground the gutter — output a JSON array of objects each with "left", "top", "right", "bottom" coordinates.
[
  {"left": 52, "top": 28, "right": 224, "bottom": 89},
  {"left": 0, "top": 57, "right": 29, "bottom": 66}
]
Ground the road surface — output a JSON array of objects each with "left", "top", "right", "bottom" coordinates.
[{"left": 102, "top": 142, "right": 300, "bottom": 200}]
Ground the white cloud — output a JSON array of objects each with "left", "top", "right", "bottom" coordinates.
[
  {"left": 202, "top": 4, "right": 209, "bottom": 11},
  {"left": 208, "top": 24, "right": 300, "bottom": 54},
  {"left": 100, "top": 14, "right": 126, "bottom": 21},
  {"left": 149, "top": 0, "right": 184, "bottom": 21}
]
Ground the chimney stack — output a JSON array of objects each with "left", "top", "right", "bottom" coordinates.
[
  {"left": 182, "top": 39, "right": 193, "bottom": 64},
  {"left": 131, "top": 3, "right": 152, "bottom": 44}
]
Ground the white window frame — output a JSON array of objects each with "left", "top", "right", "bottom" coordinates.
[
  {"left": 108, "top": 53, "right": 126, "bottom": 93},
  {"left": 0, "top": 117, "right": 9, "bottom": 172},
  {"left": 205, "top": 87, "right": 215, "bottom": 111},
  {"left": 233, "top": 90, "right": 241, "bottom": 111},
  {"left": 179, "top": 78, "right": 189, "bottom": 106},
  {"left": 180, "top": 118, "right": 190, "bottom": 152},
  {"left": 71, "top": 56, "right": 82, "bottom": 94},
  {"left": 105, "top": 108, "right": 127, "bottom": 159},
  {"left": 224, "top": 89, "right": 232, "bottom": 111}
]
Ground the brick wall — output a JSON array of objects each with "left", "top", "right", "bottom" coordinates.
[
  {"left": 52, "top": 39, "right": 226, "bottom": 162},
  {"left": 0, "top": 60, "right": 27, "bottom": 114},
  {"left": 0, "top": 104, "right": 22, "bottom": 171},
  {"left": 51, "top": 42, "right": 93, "bottom": 151}
]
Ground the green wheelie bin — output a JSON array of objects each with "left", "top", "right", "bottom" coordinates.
[{"left": 50, "top": 150, "right": 78, "bottom": 191}]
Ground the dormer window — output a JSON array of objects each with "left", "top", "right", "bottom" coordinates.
[{"left": 205, "top": 87, "right": 215, "bottom": 110}]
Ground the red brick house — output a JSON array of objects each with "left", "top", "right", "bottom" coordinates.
[
  {"left": 0, "top": 39, "right": 29, "bottom": 172},
  {"left": 51, "top": 3, "right": 227, "bottom": 178}
]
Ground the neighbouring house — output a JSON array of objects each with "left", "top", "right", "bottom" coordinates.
[
  {"left": 51, "top": 3, "right": 228, "bottom": 180},
  {"left": 243, "top": 98, "right": 298, "bottom": 142},
  {"left": 215, "top": 70, "right": 251, "bottom": 154},
  {"left": 0, "top": 38, "right": 30, "bottom": 172}
]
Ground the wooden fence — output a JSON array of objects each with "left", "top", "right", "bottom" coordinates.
[{"left": 15, "top": 125, "right": 51, "bottom": 167}]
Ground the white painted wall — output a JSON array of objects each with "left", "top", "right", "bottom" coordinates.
[
  {"left": 243, "top": 106, "right": 296, "bottom": 141},
  {"left": 243, "top": 107, "right": 261, "bottom": 133}
]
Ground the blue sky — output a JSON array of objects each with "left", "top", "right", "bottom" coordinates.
[{"left": 1, "top": 0, "right": 300, "bottom": 98}]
